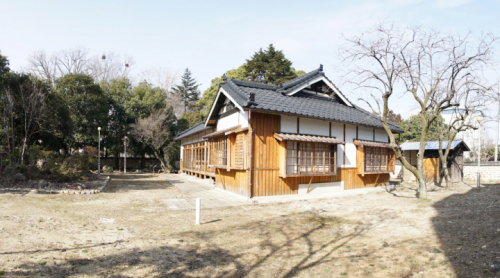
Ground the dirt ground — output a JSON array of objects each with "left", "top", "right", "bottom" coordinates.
[{"left": 0, "top": 172, "right": 499, "bottom": 277}]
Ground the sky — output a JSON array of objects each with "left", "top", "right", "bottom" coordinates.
[{"left": 1, "top": 0, "right": 500, "bottom": 138}]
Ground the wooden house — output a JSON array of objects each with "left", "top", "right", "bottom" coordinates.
[
  {"left": 400, "top": 140, "right": 470, "bottom": 183},
  {"left": 174, "top": 66, "right": 403, "bottom": 197}
]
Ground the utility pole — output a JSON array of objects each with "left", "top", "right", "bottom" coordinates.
[
  {"left": 496, "top": 81, "right": 500, "bottom": 162},
  {"left": 98, "top": 127, "right": 101, "bottom": 176},
  {"left": 478, "top": 118, "right": 482, "bottom": 188},
  {"left": 124, "top": 136, "right": 128, "bottom": 173}
]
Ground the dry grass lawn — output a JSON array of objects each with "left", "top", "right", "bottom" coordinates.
[{"left": 0, "top": 172, "right": 499, "bottom": 277}]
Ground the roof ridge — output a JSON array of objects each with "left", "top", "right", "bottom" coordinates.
[
  {"left": 225, "top": 79, "right": 250, "bottom": 101},
  {"left": 230, "top": 79, "right": 277, "bottom": 90}
]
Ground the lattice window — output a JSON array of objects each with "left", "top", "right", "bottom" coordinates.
[
  {"left": 234, "top": 133, "right": 244, "bottom": 168},
  {"left": 286, "top": 142, "right": 336, "bottom": 175},
  {"left": 365, "top": 147, "right": 395, "bottom": 173},
  {"left": 208, "top": 136, "right": 227, "bottom": 167}
]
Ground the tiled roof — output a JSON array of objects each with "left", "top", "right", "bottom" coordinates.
[
  {"left": 173, "top": 122, "right": 212, "bottom": 141},
  {"left": 401, "top": 140, "right": 470, "bottom": 151},
  {"left": 274, "top": 133, "right": 345, "bottom": 144},
  {"left": 219, "top": 67, "right": 403, "bottom": 133}
]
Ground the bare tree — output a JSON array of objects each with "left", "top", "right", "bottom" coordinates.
[
  {"left": 26, "top": 48, "right": 134, "bottom": 85},
  {"left": 437, "top": 87, "right": 488, "bottom": 186},
  {"left": 339, "top": 24, "right": 496, "bottom": 198},
  {"left": 130, "top": 109, "right": 175, "bottom": 170},
  {"left": 2, "top": 80, "right": 47, "bottom": 165},
  {"left": 2, "top": 88, "right": 15, "bottom": 165},
  {"left": 88, "top": 52, "right": 134, "bottom": 83}
]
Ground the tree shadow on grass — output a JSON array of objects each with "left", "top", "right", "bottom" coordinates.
[
  {"left": 1, "top": 211, "right": 415, "bottom": 277},
  {"left": 432, "top": 184, "right": 500, "bottom": 277}
]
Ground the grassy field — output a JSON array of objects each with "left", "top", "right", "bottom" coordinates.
[{"left": 0, "top": 173, "right": 498, "bottom": 277}]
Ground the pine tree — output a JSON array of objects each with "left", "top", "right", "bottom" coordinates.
[
  {"left": 244, "top": 44, "right": 298, "bottom": 84},
  {"left": 171, "top": 68, "right": 200, "bottom": 113}
]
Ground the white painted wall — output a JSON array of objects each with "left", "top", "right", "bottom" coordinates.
[
  {"left": 344, "top": 124, "right": 357, "bottom": 167},
  {"left": 375, "top": 129, "right": 389, "bottom": 142},
  {"left": 281, "top": 115, "right": 297, "bottom": 133},
  {"left": 358, "top": 126, "right": 373, "bottom": 141},
  {"left": 217, "top": 112, "right": 240, "bottom": 130},
  {"left": 331, "top": 122, "right": 344, "bottom": 167},
  {"left": 216, "top": 110, "right": 249, "bottom": 130},
  {"left": 300, "top": 118, "right": 329, "bottom": 136}
]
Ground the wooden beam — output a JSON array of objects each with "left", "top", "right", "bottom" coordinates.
[{"left": 297, "top": 117, "right": 300, "bottom": 134}]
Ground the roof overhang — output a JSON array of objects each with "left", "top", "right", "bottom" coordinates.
[
  {"left": 274, "top": 132, "right": 345, "bottom": 144},
  {"left": 202, "top": 125, "right": 241, "bottom": 139},
  {"left": 354, "top": 140, "right": 401, "bottom": 149}
]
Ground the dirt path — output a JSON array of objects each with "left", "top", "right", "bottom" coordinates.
[{"left": 0, "top": 174, "right": 498, "bottom": 277}]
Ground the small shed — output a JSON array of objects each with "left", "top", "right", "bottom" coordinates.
[{"left": 400, "top": 140, "right": 470, "bottom": 183}]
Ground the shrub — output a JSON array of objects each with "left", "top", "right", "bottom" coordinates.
[{"left": 103, "top": 165, "right": 113, "bottom": 173}]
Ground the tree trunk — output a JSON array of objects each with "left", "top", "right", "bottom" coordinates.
[
  {"left": 417, "top": 153, "right": 427, "bottom": 199},
  {"left": 152, "top": 149, "right": 167, "bottom": 171},
  {"left": 21, "top": 138, "right": 27, "bottom": 165}
]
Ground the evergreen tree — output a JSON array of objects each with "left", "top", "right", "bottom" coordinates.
[
  {"left": 244, "top": 44, "right": 298, "bottom": 84},
  {"left": 171, "top": 68, "right": 200, "bottom": 113},
  {"left": 398, "top": 115, "right": 448, "bottom": 144}
]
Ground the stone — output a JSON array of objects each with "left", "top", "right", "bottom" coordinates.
[
  {"left": 38, "top": 179, "right": 48, "bottom": 188},
  {"left": 14, "top": 173, "right": 26, "bottom": 181},
  {"left": 77, "top": 186, "right": 82, "bottom": 191}
]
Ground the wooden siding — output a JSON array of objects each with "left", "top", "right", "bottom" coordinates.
[
  {"left": 215, "top": 168, "right": 248, "bottom": 196},
  {"left": 212, "top": 112, "right": 391, "bottom": 197},
  {"left": 251, "top": 112, "right": 282, "bottom": 196},
  {"left": 424, "top": 157, "right": 439, "bottom": 182}
]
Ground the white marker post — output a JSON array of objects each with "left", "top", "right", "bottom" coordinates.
[{"left": 195, "top": 198, "right": 201, "bottom": 225}]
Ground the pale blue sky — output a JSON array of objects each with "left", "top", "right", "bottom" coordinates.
[{"left": 1, "top": 0, "right": 500, "bottom": 136}]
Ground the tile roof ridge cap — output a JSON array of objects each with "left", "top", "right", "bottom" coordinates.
[{"left": 229, "top": 78, "right": 277, "bottom": 89}]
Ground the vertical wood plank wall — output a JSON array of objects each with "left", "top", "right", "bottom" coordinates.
[
  {"left": 215, "top": 169, "right": 248, "bottom": 196},
  {"left": 248, "top": 112, "right": 390, "bottom": 197}
]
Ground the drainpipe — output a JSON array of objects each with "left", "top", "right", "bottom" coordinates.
[{"left": 248, "top": 109, "right": 253, "bottom": 198}]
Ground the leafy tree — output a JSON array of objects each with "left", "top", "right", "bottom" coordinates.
[
  {"left": 244, "top": 44, "right": 300, "bottom": 84},
  {"left": 177, "top": 110, "right": 204, "bottom": 132},
  {"left": 198, "top": 64, "right": 247, "bottom": 117},
  {"left": 0, "top": 51, "right": 10, "bottom": 77},
  {"left": 398, "top": 115, "right": 448, "bottom": 144},
  {"left": 171, "top": 68, "right": 200, "bottom": 113},
  {"left": 125, "top": 81, "right": 166, "bottom": 120},
  {"left": 56, "top": 74, "right": 109, "bottom": 149}
]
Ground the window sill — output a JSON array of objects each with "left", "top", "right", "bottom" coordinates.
[
  {"left": 280, "top": 173, "right": 337, "bottom": 178},
  {"left": 359, "top": 170, "right": 394, "bottom": 175}
]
